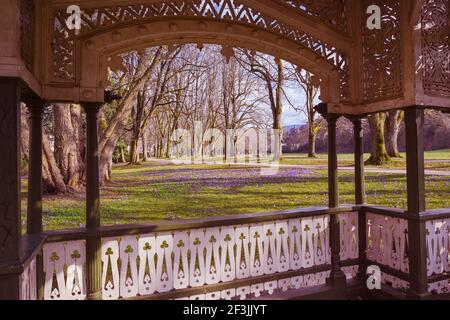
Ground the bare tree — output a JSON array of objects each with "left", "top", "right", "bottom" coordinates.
[
  {"left": 235, "top": 50, "right": 284, "bottom": 158},
  {"left": 385, "top": 110, "right": 404, "bottom": 158},
  {"left": 286, "top": 67, "right": 323, "bottom": 157}
]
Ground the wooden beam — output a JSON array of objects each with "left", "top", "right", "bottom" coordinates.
[
  {"left": 0, "top": 77, "right": 22, "bottom": 299},
  {"left": 241, "top": 0, "right": 353, "bottom": 55}
]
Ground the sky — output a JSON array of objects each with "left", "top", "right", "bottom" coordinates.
[{"left": 281, "top": 86, "right": 322, "bottom": 127}]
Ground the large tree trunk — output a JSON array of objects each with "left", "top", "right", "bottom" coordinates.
[
  {"left": 20, "top": 104, "right": 30, "bottom": 164},
  {"left": 129, "top": 138, "right": 140, "bottom": 164},
  {"left": 120, "top": 146, "right": 126, "bottom": 163},
  {"left": 142, "top": 133, "right": 148, "bottom": 161},
  {"left": 42, "top": 132, "right": 67, "bottom": 193},
  {"left": 53, "top": 104, "right": 85, "bottom": 190},
  {"left": 366, "top": 113, "right": 390, "bottom": 165},
  {"left": 386, "top": 110, "right": 404, "bottom": 158},
  {"left": 99, "top": 50, "right": 161, "bottom": 182},
  {"left": 307, "top": 125, "right": 317, "bottom": 158}
]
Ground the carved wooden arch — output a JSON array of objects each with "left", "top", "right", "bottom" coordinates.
[
  {"left": 57, "top": 18, "right": 340, "bottom": 105},
  {"left": 44, "top": 0, "right": 350, "bottom": 103}
]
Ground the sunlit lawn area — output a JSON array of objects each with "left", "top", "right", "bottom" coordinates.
[
  {"left": 21, "top": 158, "right": 450, "bottom": 231},
  {"left": 281, "top": 150, "right": 450, "bottom": 170}
]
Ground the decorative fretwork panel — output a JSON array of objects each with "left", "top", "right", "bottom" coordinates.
[
  {"left": 339, "top": 212, "right": 359, "bottom": 260},
  {"left": 20, "top": 257, "right": 37, "bottom": 300},
  {"left": 426, "top": 218, "right": 450, "bottom": 277},
  {"left": 361, "top": 0, "right": 403, "bottom": 103},
  {"left": 421, "top": 0, "right": 450, "bottom": 97},
  {"left": 42, "top": 241, "right": 86, "bottom": 300},
  {"left": 366, "top": 213, "right": 409, "bottom": 274},
  {"left": 99, "top": 216, "right": 332, "bottom": 299},
  {"left": 279, "top": 0, "right": 348, "bottom": 32},
  {"left": 51, "top": 0, "right": 350, "bottom": 101},
  {"left": 428, "top": 279, "right": 450, "bottom": 294},
  {"left": 19, "top": 0, "right": 35, "bottom": 73}
]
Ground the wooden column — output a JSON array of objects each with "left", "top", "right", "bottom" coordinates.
[
  {"left": 26, "top": 100, "right": 44, "bottom": 235},
  {"left": 349, "top": 117, "right": 367, "bottom": 281},
  {"left": 352, "top": 118, "right": 366, "bottom": 205},
  {"left": 0, "top": 78, "right": 22, "bottom": 299},
  {"left": 404, "top": 106, "right": 430, "bottom": 299},
  {"left": 83, "top": 103, "right": 102, "bottom": 300},
  {"left": 328, "top": 116, "right": 339, "bottom": 208},
  {"left": 326, "top": 115, "right": 346, "bottom": 288}
]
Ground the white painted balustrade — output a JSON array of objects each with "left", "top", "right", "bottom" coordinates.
[
  {"left": 426, "top": 218, "right": 450, "bottom": 294},
  {"left": 20, "top": 257, "right": 37, "bottom": 300},
  {"left": 41, "top": 213, "right": 365, "bottom": 300},
  {"left": 366, "top": 213, "right": 409, "bottom": 290}
]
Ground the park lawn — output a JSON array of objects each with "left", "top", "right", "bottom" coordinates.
[
  {"left": 281, "top": 150, "right": 450, "bottom": 170},
  {"left": 20, "top": 162, "right": 450, "bottom": 231}
]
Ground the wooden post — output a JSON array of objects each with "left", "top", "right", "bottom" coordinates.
[
  {"left": 328, "top": 116, "right": 339, "bottom": 208},
  {"left": 0, "top": 78, "right": 22, "bottom": 299},
  {"left": 326, "top": 114, "right": 346, "bottom": 288},
  {"left": 404, "top": 106, "right": 430, "bottom": 299},
  {"left": 83, "top": 103, "right": 102, "bottom": 300},
  {"left": 26, "top": 100, "right": 44, "bottom": 235},
  {"left": 352, "top": 118, "right": 366, "bottom": 205},
  {"left": 349, "top": 117, "right": 367, "bottom": 281}
]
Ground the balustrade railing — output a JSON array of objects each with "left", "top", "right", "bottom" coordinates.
[
  {"left": 426, "top": 218, "right": 450, "bottom": 294},
  {"left": 365, "top": 212, "right": 410, "bottom": 290},
  {"left": 18, "top": 206, "right": 450, "bottom": 300},
  {"left": 37, "top": 208, "right": 359, "bottom": 300},
  {"left": 20, "top": 257, "right": 37, "bottom": 300}
]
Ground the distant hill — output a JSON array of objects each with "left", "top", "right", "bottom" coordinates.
[{"left": 283, "top": 110, "right": 450, "bottom": 153}]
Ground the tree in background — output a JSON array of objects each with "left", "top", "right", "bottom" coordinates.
[
  {"left": 385, "top": 110, "right": 404, "bottom": 158},
  {"left": 285, "top": 67, "right": 322, "bottom": 158},
  {"left": 235, "top": 50, "right": 284, "bottom": 159},
  {"left": 366, "top": 113, "right": 391, "bottom": 165}
]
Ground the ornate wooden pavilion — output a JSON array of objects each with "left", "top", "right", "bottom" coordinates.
[{"left": 0, "top": 0, "right": 449, "bottom": 300}]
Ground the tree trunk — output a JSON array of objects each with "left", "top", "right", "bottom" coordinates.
[
  {"left": 386, "top": 110, "right": 404, "bottom": 158},
  {"left": 120, "top": 146, "right": 126, "bottom": 163},
  {"left": 366, "top": 113, "right": 390, "bottom": 165},
  {"left": 42, "top": 132, "right": 67, "bottom": 193},
  {"left": 129, "top": 138, "right": 140, "bottom": 165},
  {"left": 99, "top": 50, "right": 161, "bottom": 182},
  {"left": 142, "top": 134, "right": 148, "bottom": 161},
  {"left": 307, "top": 125, "right": 317, "bottom": 158},
  {"left": 53, "top": 104, "right": 84, "bottom": 190}
]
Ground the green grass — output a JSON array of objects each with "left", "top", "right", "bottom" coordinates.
[
  {"left": 20, "top": 160, "right": 450, "bottom": 231},
  {"left": 281, "top": 150, "right": 450, "bottom": 170}
]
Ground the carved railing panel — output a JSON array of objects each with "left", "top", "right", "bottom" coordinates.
[
  {"left": 20, "top": 257, "right": 37, "bottom": 300},
  {"left": 99, "top": 216, "right": 332, "bottom": 300},
  {"left": 339, "top": 212, "right": 359, "bottom": 280},
  {"left": 421, "top": 0, "right": 450, "bottom": 97},
  {"left": 426, "top": 218, "right": 450, "bottom": 294},
  {"left": 366, "top": 213, "right": 409, "bottom": 289},
  {"left": 51, "top": 0, "right": 350, "bottom": 101},
  {"left": 426, "top": 218, "right": 450, "bottom": 276},
  {"left": 361, "top": 0, "right": 403, "bottom": 103},
  {"left": 42, "top": 240, "right": 86, "bottom": 300},
  {"left": 38, "top": 211, "right": 366, "bottom": 300}
]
